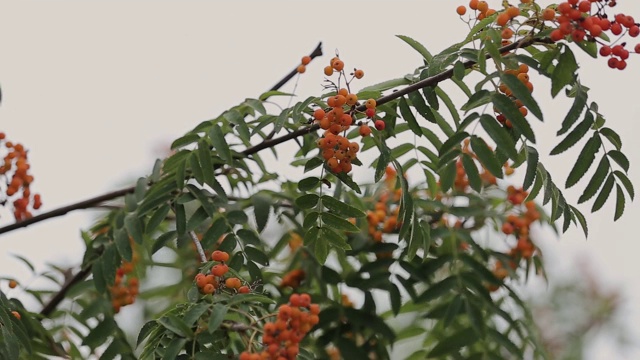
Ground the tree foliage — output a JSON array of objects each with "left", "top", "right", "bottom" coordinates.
[{"left": 0, "top": 1, "right": 636, "bottom": 359}]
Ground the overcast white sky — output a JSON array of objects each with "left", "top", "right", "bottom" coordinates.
[{"left": 1, "top": 1, "right": 639, "bottom": 358}]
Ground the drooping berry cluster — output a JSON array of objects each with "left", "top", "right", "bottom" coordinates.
[
  {"left": 194, "top": 250, "right": 250, "bottom": 295},
  {"left": 110, "top": 240, "right": 140, "bottom": 313},
  {"left": 366, "top": 167, "right": 402, "bottom": 244},
  {"left": 0, "top": 132, "right": 42, "bottom": 221},
  {"left": 453, "top": 139, "right": 514, "bottom": 192},
  {"left": 314, "top": 56, "right": 383, "bottom": 174},
  {"left": 280, "top": 269, "right": 305, "bottom": 289},
  {"left": 496, "top": 63, "right": 534, "bottom": 128},
  {"left": 489, "top": 191, "right": 542, "bottom": 290},
  {"left": 239, "top": 293, "right": 320, "bottom": 360},
  {"left": 546, "top": 0, "right": 639, "bottom": 70}
]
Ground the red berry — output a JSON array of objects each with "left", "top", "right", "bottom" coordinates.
[
  {"left": 599, "top": 45, "right": 612, "bottom": 56},
  {"left": 374, "top": 120, "right": 385, "bottom": 131}
]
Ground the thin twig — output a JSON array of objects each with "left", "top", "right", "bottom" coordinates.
[
  {"left": 0, "top": 187, "right": 134, "bottom": 235},
  {"left": 190, "top": 231, "right": 208, "bottom": 263},
  {"left": 40, "top": 265, "right": 93, "bottom": 316},
  {"left": 270, "top": 42, "right": 323, "bottom": 92}
]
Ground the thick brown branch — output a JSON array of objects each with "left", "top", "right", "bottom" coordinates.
[{"left": 0, "top": 187, "right": 134, "bottom": 235}]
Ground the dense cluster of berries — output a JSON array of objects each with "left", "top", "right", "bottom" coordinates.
[
  {"left": 280, "top": 269, "right": 305, "bottom": 288},
  {"left": 314, "top": 56, "right": 383, "bottom": 174},
  {"left": 489, "top": 189, "right": 542, "bottom": 289},
  {"left": 366, "top": 167, "right": 401, "bottom": 244},
  {"left": 110, "top": 239, "right": 139, "bottom": 313},
  {"left": 194, "top": 250, "right": 250, "bottom": 295},
  {"left": 0, "top": 132, "right": 42, "bottom": 221},
  {"left": 496, "top": 64, "right": 533, "bottom": 128},
  {"left": 239, "top": 293, "right": 320, "bottom": 360},
  {"left": 546, "top": 1, "right": 639, "bottom": 70}
]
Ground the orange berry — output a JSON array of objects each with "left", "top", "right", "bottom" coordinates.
[
  {"left": 225, "top": 277, "right": 242, "bottom": 289},
  {"left": 332, "top": 59, "right": 344, "bottom": 71},
  {"left": 211, "top": 264, "right": 229, "bottom": 277},
  {"left": 501, "top": 28, "right": 514, "bottom": 39},
  {"left": 359, "top": 124, "right": 372, "bottom": 137},
  {"left": 519, "top": 106, "right": 528, "bottom": 116},
  {"left": 502, "top": 222, "right": 514, "bottom": 235},
  {"left": 238, "top": 285, "right": 250, "bottom": 294},
  {"left": 353, "top": 69, "right": 364, "bottom": 79},
  {"left": 506, "top": 6, "right": 520, "bottom": 18},
  {"left": 211, "top": 250, "right": 230, "bottom": 262},
  {"left": 203, "top": 283, "right": 215, "bottom": 294},
  {"left": 469, "top": 0, "right": 479, "bottom": 10},
  {"left": 11, "top": 311, "right": 20, "bottom": 320},
  {"left": 299, "top": 293, "right": 311, "bottom": 307},
  {"left": 542, "top": 8, "right": 556, "bottom": 21},
  {"left": 457, "top": 6, "right": 467, "bottom": 15},
  {"left": 333, "top": 95, "right": 346, "bottom": 107},
  {"left": 8, "top": 280, "right": 17, "bottom": 289},
  {"left": 345, "top": 93, "right": 358, "bottom": 106},
  {"left": 477, "top": 1, "right": 488, "bottom": 13},
  {"left": 301, "top": 55, "right": 311, "bottom": 65},
  {"left": 518, "top": 63, "right": 529, "bottom": 73},
  {"left": 495, "top": 13, "right": 509, "bottom": 25},
  {"left": 296, "top": 65, "right": 306, "bottom": 74},
  {"left": 324, "top": 66, "right": 334, "bottom": 76},
  {"left": 327, "top": 158, "right": 339, "bottom": 170},
  {"left": 289, "top": 293, "right": 302, "bottom": 307},
  {"left": 365, "top": 99, "right": 376, "bottom": 109},
  {"left": 314, "top": 108, "right": 326, "bottom": 121},
  {"left": 517, "top": 73, "right": 529, "bottom": 83}
]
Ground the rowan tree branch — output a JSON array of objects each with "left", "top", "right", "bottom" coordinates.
[
  {"left": 0, "top": 43, "right": 324, "bottom": 237},
  {"left": 25, "top": 36, "right": 547, "bottom": 320},
  {"left": 270, "top": 42, "right": 323, "bottom": 91},
  {"left": 0, "top": 37, "right": 544, "bottom": 238}
]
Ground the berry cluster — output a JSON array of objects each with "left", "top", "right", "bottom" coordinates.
[
  {"left": 110, "top": 240, "right": 140, "bottom": 313},
  {"left": 496, "top": 63, "right": 534, "bottom": 128},
  {"left": 458, "top": 0, "right": 498, "bottom": 20},
  {"left": 314, "top": 56, "right": 383, "bottom": 174},
  {"left": 296, "top": 55, "right": 312, "bottom": 74},
  {"left": 280, "top": 269, "right": 305, "bottom": 289},
  {"left": 547, "top": 0, "right": 639, "bottom": 70},
  {"left": 0, "top": 132, "right": 42, "bottom": 221},
  {"left": 490, "top": 192, "right": 542, "bottom": 288},
  {"left": 239, "top": 293, "right": 320, "bottom": 360},
  {"left": 366, "top": 168, "right": 402, "bottom": 244},
  {"left": 194, "top": 250, "right": 250, "bottom": 295},
  {"left": 453, "top": 140, "right": 514, "bottom": 192}
]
